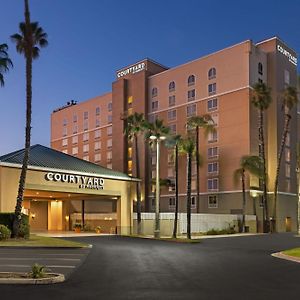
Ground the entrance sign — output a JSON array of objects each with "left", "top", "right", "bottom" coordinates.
[
  {"left": 117, "top": 62, "right": 146, "bottom": 78},
  {"left": 277, "top": 44, "right": 297, "bottom": 66},
  {"left": 45, "top": 172, "right": 105, "bottom": 190}
]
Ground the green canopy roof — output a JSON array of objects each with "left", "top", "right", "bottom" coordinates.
[{"left": 0, "top": 144, "right": 137, "bottom": 181}]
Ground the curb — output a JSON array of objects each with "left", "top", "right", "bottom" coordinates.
[
  {"left": 271, "top": 252, "right": 300, "bottom": 264},
  {"left": 0, "top": 272, "right": 65, "bottom": 284},
  {"left": 0, "top": 246, "right": 90, "bottom": 249}
]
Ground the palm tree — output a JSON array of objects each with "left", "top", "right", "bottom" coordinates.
[
  {"left": 179, "top": 137, "right": 196, "bottom": 239},
  {"left": 11, "top": 0, "right": 48, "bottom": 237},
  {"left": 273, "top": 86, "right": 298, "bottom": 229},
  {"left": 251, "top": 82, "right": 272, "bottom": 232},
  {"left": 123, "top": 112, "right": 146, "bottom": 235},
  {"left": 0, "top": 43, "right": 13, "bottom": 86},
  {"left": 187, "top": 115, "right": 215, "bottom": 213},
  {"left": 234, "top": 156, "right": 263, "bottom": 232},
  {"left": 165, "top": 134, "right": 182, "bottom": 238}
]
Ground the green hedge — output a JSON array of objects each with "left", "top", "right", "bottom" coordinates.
[{"left": 0, "top": 213, "right": 30, "bottom": 238}]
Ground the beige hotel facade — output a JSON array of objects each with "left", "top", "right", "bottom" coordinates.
[{"left": 51, "top": 37, "right": 299, "bottom": 233}]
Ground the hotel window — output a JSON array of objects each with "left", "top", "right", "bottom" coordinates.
[
  {"left": 151, "top": 100, "right": 159, "bottom": 112},
  {"left": 83, "top": 144, "right": 89, "bottom": 153},
  {"left": 208, "top": 147, "right": 218, "bottom": 159},
  {"left": 211, "top": 114, "right": 218, "bottom": 126},
  {"left": 128, "top": 96, "right": 133, "bottom": 107},
  {"left": 284, "top": 70, "right": 290, "bottom": 85},
  {"left": 94, "top": 153, "right": 101, "bottom": 162},
  {"left": 208, "top": 195, "right": 218, "bottom": 208},
  {"left": 208, "top": 67, "right": 216, "bottom": 80},
  {"left": 95, "top": 118, "right": 100, "bottom": 127},
  {"left": 73, "top": 125, "right": 78, "bottom": 134},
  {"left": 149, "top": 114, "right": 158, "bottom": 123},
  {"left": 62, "top": 149, "right": 68, "bottom": 154},
  {"left": 285, "top": 148, "right": 290, "bottom": 162},
  {"left": 152, "top": 87, "right": 158, "bottom": 98},
  {"left": 84, "top": 111, "right": 88, "bottom": 120},
  {"left": 107, "top": 151, "right": 112, "bottom": 161},
  {"left": 63, "top": 118, "right": 67, "bottom": 126},
  {"left": 169, "top": 95, "right": 176, "bottom": 107},
  {"left": 96, "top": 107, "right": 100, "bottom": 116},
  {"left": 285, "top": 163, "right": 291, "bottom": 178},
  {"left": 62, "top": 138, "right": 68, "bottom": 147},
  {"left": 208, "top": 130, "right": 218, "bottom": 143},
  {"left": 208, "top": 83, "right": 216, "bottom": 95},
  {"left": 167, "top": 109, "right": 177, "bottom": 121},
  {"left": 73, "top": 114, "right": 77, "bottom": 123},
  {"left": 107, "top": 163, "right": 112, "bottom": 169},
  {"left": 62, "top": 127, "right": 67, "bottom": 137},
  {"left": 151, "top": 170, "right": 156, "bottom": 179},
  {"left": 169, "top": 81, "right": 175, "bottom": 92},
  {"left": 169, "top": 124, "right": 176, "bottom": 134},
  {"left": 258, "top": 78, "right": 263, "bottom": 84},
  {"left": 107, "top": 139, "right": 112, "bottom": 148},
  {"left": 168, "top": 152, "right": 174, "bottom": 164},
  {"left": 83, "top": 132, "right": 89, "bottom": 142},
  {"left": 258, "top": 63, "right": 263, "bottom": 75},
  {"left": 208, "top": 178, "right": 218, "bottom": 191},
  {"left": 128, "top": 160, "right": 132, "bottom": 172},
  {"left": 191, "top": 179, "right": 196, "bottom": 190},
  {"left": 286, "top": 179, "right": 291, "bottom": 192},
  {"left": 108, "top": 102, "right": 112, "bottom": 112},
  {"left": 107, "top": 126, "right": 112, "bottom": 136},
  {"left": 72, "top": 135, "right": 78, "bottom": 144},
  {"left": 95, "top": 141, "right": 101, "bottom": 151},
  {"left": 95, "top": 129, "right": 101, "bottom": 139},
  {"left": 83, "top": 155, "right": 89, "bottom": 161},
  {"left": 128, "top": 147, "right": 132, "bottom": 159},
  {"left": 286, "top": 132, "right": 290, "bottom": 147},
  {"left": 208, "top": 162, "right": 218, "bottom": 174},
  {"left": 207, "top": 98, "right": 218, "bottom": 111},
  {"left": 72, "top": 147, "right": 78, "bottom": 155},
  {"left": 191, "top": 196, "right": 196, "bottom": 208},
  {"left": 187, "top": 75, "right": 195, "bottom": 86},
  {"left": 168, "top": 167, "right": 174, "bottom": 178},
  {"left": 169, "top": 197, "right": 175, "bottom": 208},
  {"left": 108, "top": 115, "right": 112, "bottom": 124},
  {"left": 187, "top": 89, "right": 195, "bottom": 101},
  {"left": 151, "top": 154, "right": 156, "bottom": 165},
  {"left": 83, "top": 120, "right": 88, "bottom": 131},
  {"left": 186, "top": 104, "right": 196, "bottom": 117}
]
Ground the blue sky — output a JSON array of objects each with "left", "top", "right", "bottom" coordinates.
[{"left": 0, "top": 0, "right": 299, "bottom": 155}]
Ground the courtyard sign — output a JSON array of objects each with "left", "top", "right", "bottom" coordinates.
[
  {"left": 45, "top": 172, "right": 105, "bottom": 190},
  {"left": 277, "top": 44, "right": 297, "bottom": 66},
  {"left": 117, "top": 62, "right": 146, "bottom": 78}
]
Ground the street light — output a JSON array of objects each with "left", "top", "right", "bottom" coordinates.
[{"left": 150, "top": 134, "right": 166, "bottom": 239}]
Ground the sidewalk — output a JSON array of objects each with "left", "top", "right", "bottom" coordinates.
[{"left": 33, "top": 231, "right": 115, "bottom": 238}]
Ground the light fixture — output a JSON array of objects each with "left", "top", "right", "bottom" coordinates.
[
  {"left": 65, "top": 215, "right": 70, "bottom": 221},
  {"left": 36, "top": 192, "right": 39, "bottom": 195},
  {"left": 30, "top": 212, "right": 36, "bottom": 219},
  {"left": 50, "top": 195, "right": 53, "bottom": 198}
]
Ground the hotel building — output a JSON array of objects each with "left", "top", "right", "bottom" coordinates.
[{"left": 51, "top": 37, "right": 299, "bottom": 232}]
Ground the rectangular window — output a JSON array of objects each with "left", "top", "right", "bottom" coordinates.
[
  {"left": 208, "top": 83, "right": 216, "bottom": 95},
  {"left": 169, "top": 95, "right": 176, "bottom": 107},
  {"left": 62, "top": 127, "right": 67, "bottom": 137},
  {"left": 72, "top": 147, "right": 78, "bottom": 155},
  {"left": 168, "top": 152, "right": 174, "bottom": 164},
  {"left": 83, "top": 144, "right": 89, "bottom": 153},
  {"left": 208, "top": 178, "right": 218, "bottom": 191},
  {"left": 128, "top": 147, "right": 132, "bottom": 159},
  {"left": 107, "top": 126, "right": 112, "bottom": 136},
  {"left": 95, "top": 129, "right": 101, "bottom": 139},
  {"left": 211, "top": 114, "right": 218, "bottom": 126},
  {"left": 208, "top": 147, "right": 218, "bottom": 159},
  {"left": 148, "top": 114, "right": 157, "bottom": 123},
  {"left": 284, "top": 70, "right": 290, "bottom": 85},
  {"left": 107, "top": 115, "right": 112, "bottom": 124},
  {"left": 208, "top": 162, "right": 219, "bottom": 174},
  {"left": 96, "top": 107, "right": 100, "bottom": 116},
  {"left": 73, "top": 114, "right": 77, "bottom": 123},
  {"left": 108, "top": 102, "right": 112, "bottom": 112},
  {"left": 62, "top": 138, "right": 68, "bottom": 147},
  {"left": 285, "top": 148, "right": 290, "bottom": 162},
  {"left": 191, "top": 179, "right": 196, "bottom": 190},
  {"left": 151, "top": 170, "right": 156, "bottom": 179},
  {"left": 169, "top": 124, "right": 176, "bottom": 134},
  {"left": 169, "top": 197, "right": 176, "bottom": 208},
  {"left": 128, "top": 96, "right": 133, "bottom": 108},
  {"left": 84, "top": 111, "right": 89, "bottom": 120},
  {"left": 187, "top": 104, "right": 196, "bottom": 117},
  {"left": 73, "top": 125, "right": 78, "bottom": 134},
  {"left": 95, "top": 141, "right": 101, "bottom": 151},
  {"left": 83, "top": 120, "right": 88, "bottom": 131},
  {"left": 191, "top": 196, "right": 196, "bottom": 208},
  {"left": 286, "top": 132, "right": 290, "bottom": 147},
  {"left": 128, "top": 160, "right": 132, "bottom": 172},
  {"left": 95, "top": 118, "right": 100, "bottom": 127},
  {"left": 208, "top": 131, "right": 218, "bottom": 143},
  {"left": 151, "top": 100, "right": 159, "bottom": 112},
  {"left": 83, "top": 132, "right": 89, "bottom": 142},
  {"left": 107, "top": 151, "right": 112, "bottom": 160},
  {"left": 83, "top": 155, "right": 89, "bottom": 161},
  {"left": 107, "top": 139, "right": 112, "bottom": 148},
  {"left": 207, "top": 98, "right": 218, "bottom": 111},
  {"left": 63, "top": 119, "right": 67, "bottom": 126},
  {"left": 285, "top": 163, "right": 291, "bottom": 178},
  {"left": 94, "top": 153, "right": 101, "bottom": 162},
  {"left": 62, "top": 149, "right": 68, "bottom": 154},
  {"left": 72, "top": 135, "right": 78, "bottom": 144},
  {"left": 107, "top": 163, "right": 112, "bottom": 169},
  {"left": 286, "top": 179, "right": 291, "bottom": 192},
  {"left": 208, "top": 195, "right": 218, "bottom": 208},
  {"left": 187, "top": 89, "right": 195, "bottom": 101},
  {"left": 168, "top": 167, "right": 174, "bottom": 178},
  {"left": 167, "top": 109, "right": 177, "bottom": 121}
]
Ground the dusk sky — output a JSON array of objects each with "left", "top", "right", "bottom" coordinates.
[{"left": 0, "top": 0, "right": 299, "bottom": 155}]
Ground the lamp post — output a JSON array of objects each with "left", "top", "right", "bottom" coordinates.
[{"left": 150, "top": 134, "right": 166, "bottom": 239}]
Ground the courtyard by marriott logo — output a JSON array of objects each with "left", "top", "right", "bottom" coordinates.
[
  {"left": 45, "top": 172, "right": 104, "bottom": 190},
  {"left": 277, "top": 44, "right": 297, "bottom": 66}
]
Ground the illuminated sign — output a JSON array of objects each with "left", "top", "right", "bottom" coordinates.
[
  {"left": 277, "top": 44, "right": 297, "bottom": 66},
  {"left": 45, "top": 172, "right": 104, "bottom": 190},
  {"left": 117, "top": 62, "right": 146, "bottom": 78}
]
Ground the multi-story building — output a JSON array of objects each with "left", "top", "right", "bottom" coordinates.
[{"left": 51, "top": 37, "right": 299, "bottom": 232}]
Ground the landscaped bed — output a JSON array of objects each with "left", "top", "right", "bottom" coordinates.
[
  {"left": 0, "top": 272, "right": 65, "bottom": 284},
  {"left": 282, "top": 248, "right": 300, "bottom": 258}
]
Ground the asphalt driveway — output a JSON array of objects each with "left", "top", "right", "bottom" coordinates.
[{"left": 0, "top": 233, "right": 300, "bottom": 299}]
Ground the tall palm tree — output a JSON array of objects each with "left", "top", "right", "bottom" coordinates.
[
  {"left": 165, "top": 134, "right": 182, "bottom": 238},
  {"left": 179, "top": 137, "right": 196, "bottom": 239},
  {"left": 123, "top": 112, "right": 146, "bottom": 235},
  {"left": 251, "top": 82, "right": 272, "bottom": 232},
  {"left": 273, "top": 86, "right": 298, "bottom": 228},
  {"left": 187, "top": 115, "right": 215, "bottom": 213},
  {"left": 11, "top": 0, "right": 48, "bottom": 237},
  {"left": 234, "top": 155, "right": 263, "bottom": 232},
  {"left": 0, "top": 43, "right": 13, "bottom": 86}
]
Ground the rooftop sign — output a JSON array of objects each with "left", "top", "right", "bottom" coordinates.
[
  {"left": 117, "top": 62, "right": 146, "bottom": 78},
  {"left": 277, "top": 44, "right": 297, "bottom": 66}
]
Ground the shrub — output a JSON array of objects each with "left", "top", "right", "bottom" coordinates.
[
  {"left": 30, "top": 263, "right": 47, "bottom": 279},
  {"left": 206, "top": 227, "right": 236, "bottom": 235},
  {"left": 0, "top": 213, "right": 30, "bottom": 238},
  {"left": 0, "top": 224, "right": 11, "bottom": 240}
]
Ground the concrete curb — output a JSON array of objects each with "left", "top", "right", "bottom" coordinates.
[
  {"left": 271, "top": 252, "right": 300, "bottom": 264},
  {"left": 0, "top": 272, "right": 65, "bottom": 284}
]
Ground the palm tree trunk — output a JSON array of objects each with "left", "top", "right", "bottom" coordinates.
[
  {"left": 134, "top": 134, "right": 142, "bottom": 235},
  {"left": 13, "top": 0, "right": 32, "bottom": 237},
  {"left": 187, "top": 152, "right": 192, "bottom": 239},
  {"left": 242, "top": 169, "right": 246, "bottom": 233},
  {"left": 273, "top": 114, "right": 291, "bottom": 231},
  {"left": 196, "top": 126, "right": 200, "bottom": 213},
  {"left": 259, "top": 109, "right": 269, "bottom": 232},
  {"left": 172, "top": 144, "right": 179, "bottom": 238}
]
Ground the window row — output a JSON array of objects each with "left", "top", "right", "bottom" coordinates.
[
  {"left": 168, "top": 195, "right": 218, "bottom": 208},
  {"left": 63, "top": 139, "right": 112, "bottom": 152}
]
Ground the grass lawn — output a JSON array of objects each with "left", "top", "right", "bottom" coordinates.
[
  {"left": 282, "top": 248, "right": 300, "bottom": 258},
  {"left": 0, "top": 234, "right": 88, "bottom": 248}
]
